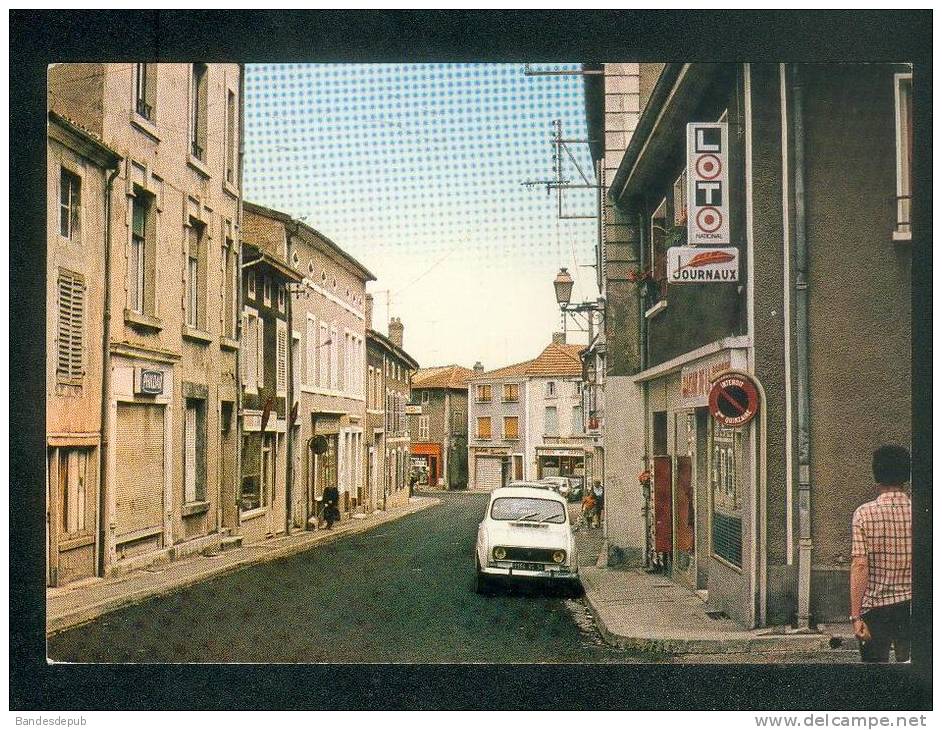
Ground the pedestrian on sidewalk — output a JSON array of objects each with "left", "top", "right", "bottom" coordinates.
[
  {"left": 849, "top": 445, "right": 912, "bottom": 663},
  {"left": 322, "top": 483, "right": 340, "bottom": 529},
  {"left": 581, "top": 489, "right": 597, "bottom": 529},
  {"left": 591, "top": 481, "right": 604, "bottom": 529}
]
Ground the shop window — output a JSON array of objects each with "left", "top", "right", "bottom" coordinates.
[
  {"left": 59, "top": 167, "right": 81, "bottom": 240},
  {"left": 711, "top": 421, "right": 742, "bottom": 567},
  {"left": 894, "top": 72, "right": 913, "bottom": 239}
]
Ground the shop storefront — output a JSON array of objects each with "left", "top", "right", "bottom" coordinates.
[
  {"left": 641, "top": 346, "right": 754, "bottom": 626},
  {"left": 411, "top": 442, "right": 443, "bottom": 487},
  {"left": 535, "top": 449, "right": 584, "bottom": 484}
]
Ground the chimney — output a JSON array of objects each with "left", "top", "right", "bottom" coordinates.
[
  {"left": 552, "top": 331, "right": 566, "bottom": 345},
  {"left": 388, "top": 317, "right": 404, "bottom": 348},
  {"left": 365, "top": 294, "right": 373, "bottom": 332},
  {"left": 473, "top": 361, "right": 484, "bottom": 374}
]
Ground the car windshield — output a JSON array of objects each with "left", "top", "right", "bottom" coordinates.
[{"left": 490, "top": 497, "right": 566, "bottom": 524}]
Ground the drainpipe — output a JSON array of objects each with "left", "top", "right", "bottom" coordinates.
[
  {"left": 234, "top": 63, "right": 246, "bottom": 535},
  {"left": 98, "top": 163, "right": 121, "bottom": 576},
  {"left": 790, "top": 64, "right": 814, "bottom": 630},
  {"left": 638, "top": 210, "right": 652, "bottom": 568},
  {"left": 285, "top": 277, "right": 294, "bottom": 533}
]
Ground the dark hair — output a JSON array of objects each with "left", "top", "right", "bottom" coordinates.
[{"left": 872, "top": 445, "right": 910, "bottom": 485}]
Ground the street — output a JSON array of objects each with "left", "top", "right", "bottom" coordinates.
[{"left": 47, "top": 492, "right": 648, "bottom": 663}]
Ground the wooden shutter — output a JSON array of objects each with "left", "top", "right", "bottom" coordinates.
[
  {"left": 57, "top": 269, "right": 84, "bottom": 380},
  {"left": 276, "top": 321, "right": 287, "bottom": 396},
  {"left": 114, "top": 403, "right": 165, "bottom": 539},
  {"left": 653, "top": 455, "right": 673, "bottom": 553},
  {"left": 675, "top": 456, "right": 694, "bottom": 552},
  {"left": 306, "top": 318, "right": 317, "bottom": 385}
]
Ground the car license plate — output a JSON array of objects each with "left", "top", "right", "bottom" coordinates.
[{"left": 512, "top": 562, "right": 544, "bottom": 571}]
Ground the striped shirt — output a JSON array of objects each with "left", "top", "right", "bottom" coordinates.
[{"left": 851, "top": 490, "right": 912, "bottom": 610}]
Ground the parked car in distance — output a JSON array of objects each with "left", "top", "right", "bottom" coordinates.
[
  {"left": 474, "top": 486, "right": 579, "bottom": 594},
  {"left": 540, "top": 476, "right": 569, "bottom": 495},
  {"left": 541, "top": 476, "right": 582, "bottom": 501}
]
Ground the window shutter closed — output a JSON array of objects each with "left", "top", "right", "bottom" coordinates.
[
  {"left": 57, "top": 269, "right": 84, "bottom": 380},
  {"left": 276, "top": 322, "right": 288, "bottom": 396},
  {"left": 184, "top": 404, "right": 197, "bottom": 503}
]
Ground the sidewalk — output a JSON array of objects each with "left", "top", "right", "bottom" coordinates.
[
  {"left": 580, "top": 566, "right": 855, "bottom": 656},
  {"left": 47, "top": 496, "right": 440, "bottom": 636}
]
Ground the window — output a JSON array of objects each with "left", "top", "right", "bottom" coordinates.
[
  {"left": 544, "top": 406, "right": 558, "bottom": 436},
  {"left": 263, "top": 276, "right": 272, "bottom": 307},
  {"left": 186, "top": 221, "right": 206, "bottom": 330},
  {"left": 276, "top": 320, "right": 288, "bottom": 397},
  {"left": 59, "top": 168, "right": 81, "bottom": 240},
  {"left": 572, "top": 380, "right": 581, "bottom": 397},
  {"left": 242, "top": 310, "right": 259, "bottom": 391},
  {"left": 895, "top": 72, "right": 913, "bottom": 239},
  {"left": 502, "top": 383, "right": 519, "bottom": 402},
  {"left": 223, "top": 237, "right": 236, "bottom": 339},
  {"left": 56, "top": 269, "right": 84, "bottom": 381},
  {"left": 673, "top": 169, "right": 688, "bottom": 226},
  {"left": 257, "top": 316, "right": 265, "bottom": 389},
  {"left": 503, "top": 416, "right": 519, "bottom": 440},
  {"left": 421, "top": 390, "right": 430, "bottom": 404},
  {"left": 190, "top": 63, "right": 208, "bottom": 161},
  {"left": 134, "top": 63, "right": 156, "bottom": 120},
  {"left": 277, "top": 284, "right": 286, "bottom": 312},
  {"left": 129, "top": 190, "right": 156, "bottom": 315},
  {"left": 452, "top": 409, "right": 464, "bottom": 431},
  {"left": 319, "top": 322, "right": 330, "bottom": 388},
  {"left": 418, "top": 416, "right": 430, "bottom": 440},
  {"left": 58, "top": 448, "right": 91, "bottom": 535},
  {"left": 240, "top": 433, "right": 273, "bottom": 511},
  {"left": 330, "top": 325, "right": 339, "bottom": 390},
  {"left": 491, "top": 497, "right": 565, "bottom": 524},
  {"left": 476, "top": 384, "right": 492, "bottom": 402},
  {"left": 184, "top": 399, "right": 206, "bottom": 503},
  {"left": 545, "top": 381, "right": 556, "bottom": 398},
  {"left": 476, "top": 417, "right": 492, "bottom": 440},
  {"left": 306, "top": 317, "right": 318, "bottom": 386},
  {"left": 225, "top": 89, "right": 237, "bottom": 185},
  {"left": 650, "top": 197, "right": 669, "bottom": 300},
  {"left": 572, "top": 405, "right": 584, "bottom": 434},
  {"left": 247, "top": 270, "right": 256, "bottom": 300}
]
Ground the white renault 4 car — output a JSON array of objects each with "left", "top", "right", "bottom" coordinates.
[{"left": 474, "top": 485, "right": 579, "bottom": 594}]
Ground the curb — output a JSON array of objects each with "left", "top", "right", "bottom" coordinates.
[
  {"left": 47, "top": 498, "right": 440, "bottom": 636},
  {"left": 582, "top": 580, "right": 833, "bottom": 656}
]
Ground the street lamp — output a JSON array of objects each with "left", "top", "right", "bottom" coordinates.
[{"left": 553, "top": 267, "right": 575, "bottom": 307}]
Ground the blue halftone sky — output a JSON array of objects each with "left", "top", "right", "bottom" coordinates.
[{"left": 244, "top": 63, "right": 597, "bottom": 369}]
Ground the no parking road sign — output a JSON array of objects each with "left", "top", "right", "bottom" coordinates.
[
  {"left": 709, "top": 372, "right": 759, "bottom": 428},
  {"left": 687, "top": 122, "right": 730, "bottom": 245}
]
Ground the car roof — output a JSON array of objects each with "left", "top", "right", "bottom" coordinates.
[{"left": 490, "top": 486, "right": 567, "bottom": 502}]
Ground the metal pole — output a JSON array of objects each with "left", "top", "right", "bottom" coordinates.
[{"left": 791, "top": 64, "right": 814, "bottom": 630}]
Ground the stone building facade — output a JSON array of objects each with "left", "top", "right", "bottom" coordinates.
[
  {"left": 48, "top": 62, "right": 244, "bottom": 575},
  {"left": 46, "top": 111, "right": 122, "bottom": 586},
  {"left": 409, "top": 365, "right": 473, "bottom": 489}
]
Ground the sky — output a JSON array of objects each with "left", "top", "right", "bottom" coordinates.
[{"left": 244, "top": 63, "right": 598, "bottom": 371}]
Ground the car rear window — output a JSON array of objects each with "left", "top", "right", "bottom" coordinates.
[{"left": 490, "top": 497, "right": 565, "bottom": 524}]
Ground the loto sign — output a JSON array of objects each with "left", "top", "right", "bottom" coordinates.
[
  {"left": 667, "top": 246, "right": 739, "bottom": 283},
  {"left": 687, "top": 122, "right": 730, "bottom": 245}
]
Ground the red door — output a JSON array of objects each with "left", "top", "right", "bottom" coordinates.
[
  {"left": 653, "top": 456, "right": 673, "bottom": 553},
  {"left": 675, "top": 456, "right": 694, "bottom": 552}
]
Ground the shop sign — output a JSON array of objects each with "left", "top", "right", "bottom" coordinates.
[
  {"left": 135, "top": 368, "right": 164, "bottom": 395},
  {"left": 536, "top": 448, "right": 583, "bottom": 458},
  {"left": 687, "top": 122, "right": 730, "bottom": 245},
  {"left": 405, "top": 404, "right": 422, "bottom": 415},
  {"left": 709, "top": 372, "right": 760, "bottom": 428},
  {"left": 681, "top": 352, "right": 733, "bottom": 407},
  {"left": 667, "top": 246, "right": 739, "bottom": 283}
]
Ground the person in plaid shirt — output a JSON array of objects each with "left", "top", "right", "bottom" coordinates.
[{"left": 849, "top": 445, "right": 912, "bottom": 662}]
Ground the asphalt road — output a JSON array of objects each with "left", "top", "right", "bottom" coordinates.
[{"left": 47, "top": 491, "right": 650, "bottom": 663}]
